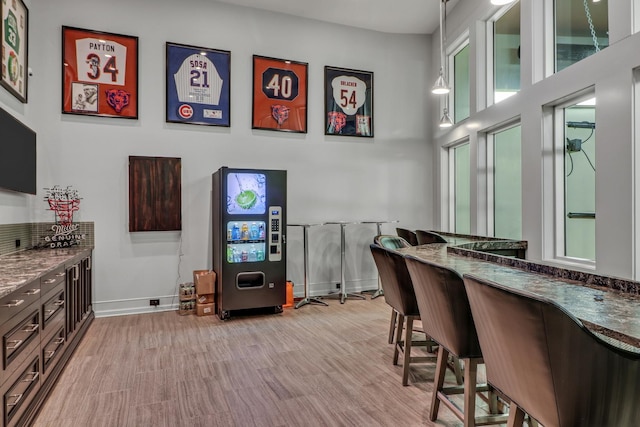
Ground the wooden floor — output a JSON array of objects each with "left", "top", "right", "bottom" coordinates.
[{"left": 32, "top": 296, "right": 499, "bottom": 427}]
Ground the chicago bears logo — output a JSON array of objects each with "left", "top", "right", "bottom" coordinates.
[
  {"left": 271, "top": 105, "right": 290, "bottom": 126},
  {"left": 106, "top": 89, "right": 130, "bottom": 113},
  {"left": 328, "top": 111, "right": 347, "bottom": 133}
]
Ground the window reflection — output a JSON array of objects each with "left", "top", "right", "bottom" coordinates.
[
  {"left": 494, "top": 2, "right": 520, "bottom": 103},
  {"left": 555, "top": 0, "right": 608, "bottom": 72},
  {"left": 493, "top": 126, "right": 522, "bottom": 239}
]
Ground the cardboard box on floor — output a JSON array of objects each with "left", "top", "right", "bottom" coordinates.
[
  {"left": 193, "top": 270, "right": 216, "bottom": 295},
  {"left": 196, "top": 302, "right": 214, "bottom": 316}
]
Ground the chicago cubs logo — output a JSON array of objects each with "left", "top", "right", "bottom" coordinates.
[
  {"left": 105, "top": 89, "right": 130, "bottom": 113},
  {"left": 271, "top": 105, "right": 290, "bottom": 126},
  {"left": 178, "top": 104, "right": 193, "bottom": 119}
]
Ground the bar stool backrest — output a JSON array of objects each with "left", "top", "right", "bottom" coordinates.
[
  {"left": 369, "top": 244, "right": 419, "bottom": 316},
  {"left": 463, "top": 273, "right": 640, "bottom": 427},
  {"left": 395, "top": 228, "right": 418, "bottom": 246},
  {"left": 415, "top": 230, "right": 447, "bottom": 245},
  {"left": 373, "top": 234, "right": 411, "bottom": 250},
  {"left": 404, "top": 255, "right": 481, "bottom": 358}
]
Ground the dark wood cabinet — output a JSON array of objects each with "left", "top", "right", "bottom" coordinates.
[
  {"left": 0, "top": 248, "right": 94, "bottom": 427},
  {"left": 129, "top": 156, "right": 182, "bottom": 232}
]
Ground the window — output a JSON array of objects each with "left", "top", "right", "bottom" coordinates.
[
  {"left": 452, "top": 43, "right": 470, "bottom": 123},
  {"left": 490, "top": 125, "right": 522, "bottom": 239},
  {"left": 451, "top": 143, "right": 471, "bottom": 234},
  {"left": 493, "top": 2, "right": 520, "bottom": 103},
  {"left": 556, "top": 96, "right": 596, "bottom": 261},
  {"left": 555, "top": 0, "right": 608, "bottom": 72}
]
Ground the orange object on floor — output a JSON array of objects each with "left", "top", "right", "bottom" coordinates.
[{"left": 284, "top": 280, "right": 294, "bottom": 308}]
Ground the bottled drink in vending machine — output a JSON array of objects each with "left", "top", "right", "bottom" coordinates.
[
  {"left": 233, "top": 247, "right": 242, "bottom": 263},
  {"left": 250, "top": 222, "right": 259, "bottom": 240},
  {"left": 227, "top": 245, "right": 233, "bottom": 263},
  {"left": 241, "top": 250, "right": 248, "bottom": 262},
  {"left": 249, "top": 245, "right": 257, "bottom": 262},
  {"left": 241, "top": 223, "right": 249, "bottom": 240},
  {"left": 232, "top": 223, "right": 240, "bottom": 240},
  {"left": 258, "top": 223, "right": 265, "bottom": 240},
  {"left": 256, "top": 247, "right": 265, "bottom": 261}
]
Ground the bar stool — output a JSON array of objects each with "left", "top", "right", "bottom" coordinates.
[
  {"left": 464, "top": 273, "right": 640, "bottom": 427},
  {"left": 404, "top": 255, "right": 507, "bottom": 427},
  {"left": 370, "top": 244, "right": 436, "bottom": 386},
  {"left": 373, "top": 234, "right": 411, "bottom": 344}
]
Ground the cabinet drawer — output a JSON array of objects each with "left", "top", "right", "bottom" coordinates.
[
  {"left": 40, "top": 267, "right": 65, "bottom": 293},
  {"left": 3, "top": 357, "right": 39, "bottom": 427},
  {"left": 2, "top": 311, "right": 39, "bottom": 370},
  {"left": 42, "top": 328, "right": 65, "bottom": 376},
  {"left": 0, "top": 284, "right": 41, "bottom": 327},
  {"left": 41, "top": 291, "right": 64, "bottom": 331}
]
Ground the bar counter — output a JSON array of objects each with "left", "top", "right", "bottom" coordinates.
[
  {"left": 399, "top": 233, "right": 640, "bottom": 350},
  {"left": 0, "top": 247, "right": 92, "bottom": 298}
]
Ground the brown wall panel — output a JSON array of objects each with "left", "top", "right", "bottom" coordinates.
[{"left": 129, "top": 156, "right": 181, "bottom": 232}]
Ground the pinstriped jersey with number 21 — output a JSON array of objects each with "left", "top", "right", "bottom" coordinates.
[{"left": 174, "top": 53, "right": 223, "bottom": 105}]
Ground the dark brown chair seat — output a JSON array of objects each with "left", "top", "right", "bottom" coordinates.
[
  {"left": 396, "top": 227, "right": 418, "bottom": 246},
  {"left": 404, "top": 255, "right": 507, "bottom": 427},
  {"left": 415, "top": 229, "right": 447, "bottom": 245},
  {"left": 370, "top": 244, "right": 436, "bottom": 385},
  {"left": 463, "top": 274, "right": 640, "bottom": 427}
]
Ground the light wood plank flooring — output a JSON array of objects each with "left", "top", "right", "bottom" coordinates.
[{"left": 33, "top": 296, "right": 499, "bottom": 427}]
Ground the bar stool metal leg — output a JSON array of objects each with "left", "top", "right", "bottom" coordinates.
[
  {"left": 336, "top": 223, "right": 364, "bottom": 304},
  {"left": 295, "top": 224, "right": 327, "bottom": 309}
]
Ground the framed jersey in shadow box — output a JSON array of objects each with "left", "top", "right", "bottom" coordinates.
[
  {"left": 62, "top": 26, "right": 138, "bottom": 119},
  {"left": 1, "top": 0, "right": 28, "bottom": 103},
  {"left": 166, "top": 42, "right": 230, "bottom": 126},
  {"left": 324, "top": 66, "right": 373, "bottom": 137},
  {"left": 252, "top": 55, "right": 307, "bottom": 133}
]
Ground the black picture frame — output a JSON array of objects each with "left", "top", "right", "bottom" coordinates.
[
  {"left": 0, "top": 0, "right": 28, "bottom": 103},
  {"left": 166, "top": 42, "right": 231, "bottom": 127},
  {"left": 324, "top": 66, "right": 373, "bottom": 137}
]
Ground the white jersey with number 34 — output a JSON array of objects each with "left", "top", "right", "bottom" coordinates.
[{"left": 75, "top": 38, "right": 127, "bottom": 86}]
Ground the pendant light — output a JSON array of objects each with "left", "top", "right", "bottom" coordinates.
[
  {"left": 432, "top": 0, "right": 450, "bottom": 95},
  {"left": 439, "top": 107, "right": 453, "bottom": 128}
]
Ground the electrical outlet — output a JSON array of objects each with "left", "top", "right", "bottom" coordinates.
[
  {"left": 149, "top": 299, "right": 160, "bottom": 306},
  {"left": 335, "top": 283, "right": 341, "bottom": 289}
]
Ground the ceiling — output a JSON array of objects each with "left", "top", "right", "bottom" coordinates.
[{"left": 214, "top": 0, "right": 461, "bottom": 35}]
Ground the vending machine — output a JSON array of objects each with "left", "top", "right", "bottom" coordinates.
[{"left": 212, "top": 167, "right": 287, "bottom": 320}]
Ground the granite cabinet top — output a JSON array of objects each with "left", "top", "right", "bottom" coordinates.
[
  {"left": 401, "top": 234, "right": 640, "bottom": 350},
  {"left": 0, "top": 247, "right": 93, "bottom": 298}
]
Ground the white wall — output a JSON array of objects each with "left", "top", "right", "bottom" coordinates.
[
  {"left": 432, "top": 0, "right": 639, "bottom": 279},
  {"left": 0, "top": 0, "right": 434, "bottom": 315}
]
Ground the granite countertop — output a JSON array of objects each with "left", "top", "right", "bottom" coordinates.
[
  {"left": 401, "top": 234, "right": 640, "bottom": 351},
  {"left": 0, "top": 247, "right": 92, "bottom": 299}
]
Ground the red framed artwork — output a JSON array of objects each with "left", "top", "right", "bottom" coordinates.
[
  {"left": 62, "top": 26, "right": 138, "bottom": 119},
  {"left": 252, "top": 55, "right": 307, "bottom": 133}
]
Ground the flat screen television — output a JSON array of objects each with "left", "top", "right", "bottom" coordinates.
[{"left": 0, "top": 107, "right": 36, "bottom": 195}]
